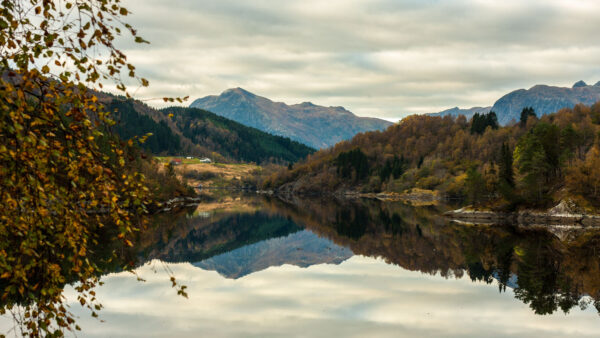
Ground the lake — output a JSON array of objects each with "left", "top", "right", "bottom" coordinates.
[{"left": 3, "top": 194, "right": 600, "bottom": 337}]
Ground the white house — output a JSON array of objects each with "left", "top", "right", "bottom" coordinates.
[{"left": 199, "top": 157, "right": 212, "bottom": 163}]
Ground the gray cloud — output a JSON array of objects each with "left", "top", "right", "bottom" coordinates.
[{"left": 109, "top": 0, "right": 600, "bottom": 120}]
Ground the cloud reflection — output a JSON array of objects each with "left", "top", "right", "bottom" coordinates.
[{"left": 59, "top": 256, "right": 600, "bottom": 337}]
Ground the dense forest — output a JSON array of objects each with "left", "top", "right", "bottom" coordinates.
[
  {"left": 161, "top": 106, "right": 315, "bottom": 165},
  {"left": 264, "top": 102, "right": 600, "bottom": 210},
  {"left": 108, "top": 100, "right": 183, "bottom": 155}
]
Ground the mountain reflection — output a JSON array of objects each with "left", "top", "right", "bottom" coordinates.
[
  {"left": 195, "top": 230, "right": 353, "bottom": 279},
  {"left": 135, "top": 194, "right": 600, "bottom": 317}
]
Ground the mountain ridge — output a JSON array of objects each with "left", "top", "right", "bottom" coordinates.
[
  {"left": 190, "top": 88, "right": 393, "bottom": 149},
  {"left": 432, "top": 80, "right": 600, "bottom": 124}
]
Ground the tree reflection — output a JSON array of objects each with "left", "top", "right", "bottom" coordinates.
[{"left": 265, "top": 196, "right": 600, "bottom": 316}]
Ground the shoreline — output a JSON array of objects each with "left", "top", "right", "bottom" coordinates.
[{"left": 444, "top": 208, "right": 600, "bottom": 227}]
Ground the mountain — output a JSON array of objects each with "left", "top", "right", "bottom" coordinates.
[
  {"left": 106, "top": 98, "right": 315, "bottom": 164},
  {"left": 433, "top": 81, "right": 600, "bottom": 125},
  {"left": 491, "top": 81, "right": 600, "bottom": 124},
  {"left": 430, "top": 106, "right": 492, "bottom": 119},
  {"left": 195, "top": 229, "right": 353, "bottom": 279},
  {"left": 190, "top": 88, "right": 393, "bottom": 149}
]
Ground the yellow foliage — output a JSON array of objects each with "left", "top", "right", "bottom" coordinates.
[{"left": 0, "top": 0, "right": 156, "bottom": 336}]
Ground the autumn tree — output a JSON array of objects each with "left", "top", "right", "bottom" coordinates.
[
  {"left": 0, "top": 1, "right": 177, "bottom": 336},
  {"left": 566, "top": 146, "right": 600, "bottom": 203}
]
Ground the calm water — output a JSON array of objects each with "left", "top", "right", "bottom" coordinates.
[{"left": 4, "top": 194, "right": 600, "bottom": 337}]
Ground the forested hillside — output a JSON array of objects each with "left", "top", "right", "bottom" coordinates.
[
  {"left": 265, "top": 103, "right": 600, "bottom": 210},
  {"left": 105, "top": 97, "right": 315, "bottom": 164},
  {"left": 161, "top": 107, "right": 315, "bottom": 165},
  {"left": 108, "top": 99, "right": 183, "bottom": 154}
]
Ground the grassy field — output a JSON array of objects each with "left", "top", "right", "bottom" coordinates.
[
  {"left": 156, "top": 157, "right": 261, "bottom": 190},
  {"left": 155, "top": 156, "right": 221, "bottom": 165}
]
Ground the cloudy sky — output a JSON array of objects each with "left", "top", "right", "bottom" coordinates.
[{"left": 117, "top": 0, "right": 600, "bottom": 121}]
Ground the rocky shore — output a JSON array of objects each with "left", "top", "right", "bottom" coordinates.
[{"left": 445, "top": 200, "right": 600, "bottom": 227}]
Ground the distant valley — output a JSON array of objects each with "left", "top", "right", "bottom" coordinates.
[{"left": 190, "top": 88, "right": 393, "bottom": 149}]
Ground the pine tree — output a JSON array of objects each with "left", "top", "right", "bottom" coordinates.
[
  {"left": 499, "top": 142, "right": 515, "bottom": 187},
  {"left": 520, "top": 107, "right": 536, "bottom": 127}
]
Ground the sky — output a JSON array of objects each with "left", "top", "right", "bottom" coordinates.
[{"left": 115, "top": 0, "right": 600, "bottom": 121}]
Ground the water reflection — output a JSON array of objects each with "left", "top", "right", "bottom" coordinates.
[
  {"left": 4, "top": 194, "right": 600, "bottom": 336},
  {"left": 128, "top": 194, "right": 600, "bottom": 318},
  {"left": 196, "top": 230, "right": 353, "bottom": 279},
  {"left": 263, "top": 196, "right": 600, "bottom": 316}
]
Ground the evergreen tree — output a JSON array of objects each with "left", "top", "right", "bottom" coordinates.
[
  {"left": 520, "top": 107, "right": 537, "bottom": 127},
  {"left": 466, "top": 166, "right": 487, "bottom": 203},
  {"left": 335, "top": 148, "right": 370, "bottom": 182},
  {"left": 471, "top": 112, "right": 499, "bottom": 134},
  {"left": 514, "top": 123, "right": 561, "bottom": 203},
  {"left": 499, "top": 142, "right": 515, "bottom": 187},
  {"left": 379, "top": 155, "right": 405, "bottom": 180}
]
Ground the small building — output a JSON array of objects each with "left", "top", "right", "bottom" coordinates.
[
  {"left": 199, "top": 157, "right": 212, "bottom": 163},
  {"left": 186, "top": 156, "right": 193, "bottom": 160},
  {"left": 169, "top": 158, "right": 182, "bottom": 166}
]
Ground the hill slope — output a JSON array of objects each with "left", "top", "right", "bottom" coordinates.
[
  {"left": 190, "top": 88, "right": 393, "bottom": 149},
  {"left": 106, "top": 97, "right": 315, "bottom": 164},
  {"left": 265, "top": 102, "right": 600, "bottom": 209}
]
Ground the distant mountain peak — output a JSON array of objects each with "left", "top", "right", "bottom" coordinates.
[
  {"left": 594, "top": 81, "right": 600, "bottom": 87},
  {"left": 491, "top": 81, "right": 600, "bottom": 124},
  {"left": 190, "top": 89, "right": 392, "bottom": 149},
  {"left": 222, "top": 87, "right": 256, "bottom": 97}
]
